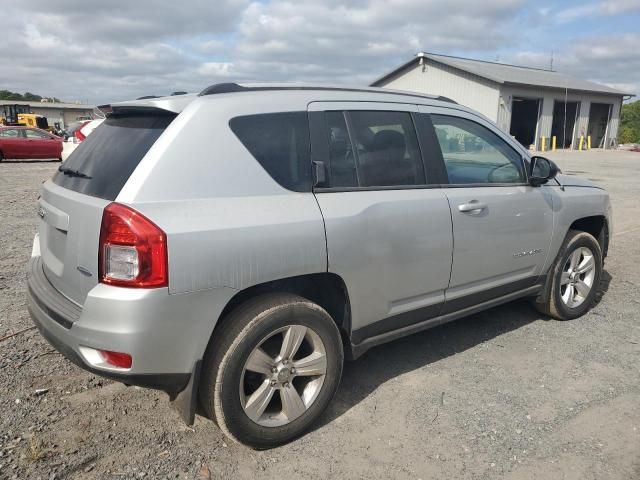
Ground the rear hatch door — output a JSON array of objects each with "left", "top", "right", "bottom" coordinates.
[{"left": 38, "top": 110, "right": 176, "bottom": 305}]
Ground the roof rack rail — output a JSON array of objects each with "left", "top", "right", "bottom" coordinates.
[
  {"left": 136, "top": 95, "right": 160, "bottom": 100},
  {"left": 198, "top": 83, "right": 249, "bottom": 96},
  {"left": 197, "top": 82, "right": 458, "bottom": 104}
]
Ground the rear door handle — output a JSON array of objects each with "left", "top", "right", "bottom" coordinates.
[{"left": 458, "top": 200, "right": 487, "bottom": 213}]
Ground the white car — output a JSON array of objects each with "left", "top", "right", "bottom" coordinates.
[
  {"left": 63, "top": 119, "right": 104, "bottom": 160},
  {"left": 74, "top": 119, "right": 104, "bottom": 143}
]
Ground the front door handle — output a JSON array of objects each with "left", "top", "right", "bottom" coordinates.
[{"left": 458, "top": 200, "right": 487, "bottom": 213}]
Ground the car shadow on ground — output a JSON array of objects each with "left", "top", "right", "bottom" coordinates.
[{"left": 314, "top": 269, "right": 612, "bottom": 431}]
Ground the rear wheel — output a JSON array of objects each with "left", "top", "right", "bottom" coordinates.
[
  {"left": 536, "top": 230, "right": 602, "bottom": 320},
  {"left": 0, "top": 151, "right": 4, "bottom": 162},
  {"left": 200, "top": 293, "right": 344, "bottom": 449}
]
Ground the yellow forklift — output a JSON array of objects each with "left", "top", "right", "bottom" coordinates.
[{"left": 0, "top": 104, "right": 51, "bottom": 131}]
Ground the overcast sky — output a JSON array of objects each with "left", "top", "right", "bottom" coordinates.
[{"left": 2, "top": 0, "right": 639, "bottom": 104}]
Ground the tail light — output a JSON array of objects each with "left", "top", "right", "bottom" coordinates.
[
  {"left": 74, "top": 121, "right": 90, "bottom": 143},
  {"left": 98, "top": 203, "right": 168, "bottom": 288}
]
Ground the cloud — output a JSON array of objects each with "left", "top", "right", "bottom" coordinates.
[
  {"left": 556, "top": 4, "right": 600, "bottom": 22},
  {"left": 602, "top": 0, "right": 640, "bottom": 14},
  {"left": 556, "top": 0, "right": 640, "bottom": 22},
  {"left": 508, "top": 32, "right": 640, "bottom": 95},
  {"left": 226, "top": 0, "right": 526, "bottom": 85},
  {"left": 0, "top": 0, "right": 637, "bottom": 103},
  {"left": 24, "top": 0, "right": 249, "bottom": 43}
]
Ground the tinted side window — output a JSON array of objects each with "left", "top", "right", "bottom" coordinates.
[
  {"left": 431, "top": 115, "right": 525, "bottom": 184},
  {"left": 349, "top": 111, "right": 425, "bottom": 187},
  {"left": 229, "top": 112, "right": 311, "bottom": 192}
]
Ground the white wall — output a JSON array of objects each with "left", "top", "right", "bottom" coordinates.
[
  {"left": 379, "top": 60, "right": 501, "bottom": 122},
  {"left": 25, "top": 106, "right": 94, "bottom": 128}
]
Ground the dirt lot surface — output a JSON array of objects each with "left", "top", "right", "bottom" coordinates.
[{"left": 1, "top": 151, "right": 639, "bottom": 479}]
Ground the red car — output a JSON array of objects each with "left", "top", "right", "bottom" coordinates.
[{"left": 0, "top": 126, "right": 63, "bottom": 162}]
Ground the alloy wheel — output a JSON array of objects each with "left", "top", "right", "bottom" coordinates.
[
  {"left": 239, "top": 325, "right": 327, "bottom": 427},
  {"left": 560, "top": 246, "right": 596, "bottom": 308}
]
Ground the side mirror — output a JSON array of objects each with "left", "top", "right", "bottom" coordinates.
[{"left": 529, "top": 156, "right": 559, "bottom": 186}]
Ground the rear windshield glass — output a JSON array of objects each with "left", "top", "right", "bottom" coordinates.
[
  {"left": 52, "top": 114, "right": 175, "bottom": 200},
  {"left": 229, "top": 112, "right": 311, "bottom": 192}
]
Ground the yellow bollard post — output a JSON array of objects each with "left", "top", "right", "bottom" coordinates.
[
  {"left": 587, "top": 135, "right": 591, "bottom": 150},
  {"left": 552, "top": 136, "right": 557, "bottom": 151},
  {"left": 579, "top": 136, "right": 584, "bottom": 151},
  {"left": 541, "top": 136, "right": 546, "bottom": 152}
]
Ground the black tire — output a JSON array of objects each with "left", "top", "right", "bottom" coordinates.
[
  {"left": 199, "top": 293, "right": 344, "bottom": 449},
  {"left": 0, "top": 151, "right": 4, "bottom": 162},
  {"left": 536, "top": 229, "right": 602, "bottom": 320}
]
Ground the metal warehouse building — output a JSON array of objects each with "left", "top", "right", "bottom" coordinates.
[
  {"left": 0, "top": 100, "right": 96, "bottom": 129},
  {"left": 372, "top": 52, "right": 634, "bottom": 150}
]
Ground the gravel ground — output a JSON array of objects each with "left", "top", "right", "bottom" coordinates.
[{"left": 1, "top": 150, "right": 639, "bottom": 479}]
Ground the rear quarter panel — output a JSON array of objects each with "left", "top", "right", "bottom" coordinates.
[
  {"left": 120, "top": 94, "right": 328, "bottom": 294},
  {"left": 132, "top": 196, "right": 327, "bottom": 294}
]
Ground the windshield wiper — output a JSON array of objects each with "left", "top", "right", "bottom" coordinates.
[{"left": 58, "top": 166, "right": 92, "bottom": 179}]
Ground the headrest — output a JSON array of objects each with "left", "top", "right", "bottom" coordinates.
[{"left": 371, "top": 130, "right": 406, "bottom": 152}]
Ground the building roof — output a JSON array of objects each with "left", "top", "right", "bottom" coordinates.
[
  {"left": 372, "top": 52, "right": 633, "bottom": 96},
  {"left": 0, "top": 100, "right": 95, "bottom": 110}
]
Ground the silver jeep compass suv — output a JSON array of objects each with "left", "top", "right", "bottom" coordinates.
[{"left": 27, "top": 83, "right": 611, "bottom": 448}]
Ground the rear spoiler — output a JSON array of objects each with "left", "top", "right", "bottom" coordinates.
[
  {"left": 98, "top": 94, "right": 196, "bottom": 117},
  {"left": 96, "top": 105, "right": 177, "bottom": 118}
]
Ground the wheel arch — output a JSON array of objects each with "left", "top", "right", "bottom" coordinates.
[
  {"left": 536, "top": 215, "right": 608, "bottom": 306},
  {"left": 568, "top": 215, "right": 609, "bottom": 259},
  {"left": 174, "top": 273, "right": 352, "bottom": 425},
  {"left": 216, "top": 272, "right": 352, "bottom": 345}
]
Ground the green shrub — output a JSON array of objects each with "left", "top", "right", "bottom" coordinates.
[{"left": 620, "top": 100, "right": 640, "bottom": 143}]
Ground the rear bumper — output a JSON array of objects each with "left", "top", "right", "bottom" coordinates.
[
  {"left": 29, "top": 296, "right": 189, "bottom": 393},
  {"left": 27, "top": 256, "right": 189, "bottom": 393},
  {"left": 27, "top": 251, "right": 237, "bottom": 395}
]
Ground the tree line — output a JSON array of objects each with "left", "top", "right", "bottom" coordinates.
[{"left": 0, "top": 90, "right": 61, "bottom": 103}]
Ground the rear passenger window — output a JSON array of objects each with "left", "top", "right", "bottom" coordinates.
[
  {"left": 431, "top": 115, "right": 525, "bottom": 184},
  {"left": 323, "top": 111, "right": 425, "bottom": 188},
  {"left": 229, "top": 112, "right": 311, "bottom": 192}
]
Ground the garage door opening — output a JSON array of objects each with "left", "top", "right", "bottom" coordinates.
[
  {"left": 510, "top": 97, "right": 540, "bottom": 149},
  {"left": 587, "top": 103, "right": 612, "bottom": 148},
  {"left": 551, "top": 101, "right": 580, "bottom": 149}
]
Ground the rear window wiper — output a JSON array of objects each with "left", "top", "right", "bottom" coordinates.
[{"left": 58, "top": 165, "right": 92, "bottom": 179}]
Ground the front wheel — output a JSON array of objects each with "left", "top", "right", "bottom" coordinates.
[
  {"left": 536, "top": 230, "right": 602, "bottom": 320},
  {"left": 200, "top": 293, "right": 344, "bottom": 449}
]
